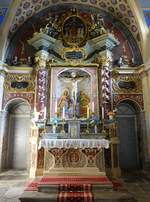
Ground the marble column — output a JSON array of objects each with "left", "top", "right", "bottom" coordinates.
[
  {"left": 0, "top": 64, "right": 7, "bottom": 171},
  {"left": 142, "top": 65, "right": 150, "bottom": 168},
  {"left": 0, "top": 70, "right": 6, "bottom": 111},
  {"left": 35, "top": 50, "right": 49, "bottom": 121},
  {"left": 0, "top": 110, "right": 8, "bottom": 171},
  {"left": 99, "top": 56, "right": 111, "bottom": 118}
]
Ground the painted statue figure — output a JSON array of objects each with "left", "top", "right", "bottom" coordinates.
[
  {"left": 58, "top": 89, "right": 72, "bottom": 118},
  {"left": 77, "top": 90, "right": 90, "bottom": 118}
]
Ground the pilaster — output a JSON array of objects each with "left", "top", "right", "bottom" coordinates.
[
  {"left": 0, "top": 110, "right": 8, "bottom": 171},
  {"left": 141, "top": 60, "right": 150, "bottom": 168},
  {"left": 0, "top": 61, "right": 6, "bottom": 111}
]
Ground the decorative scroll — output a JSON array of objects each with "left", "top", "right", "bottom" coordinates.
[
  {"left": 11, "top": 81, "right": 29, "bottom": 89},
  {"left": 112, "top": 74, "right": 142, "bottom": 94},
  {"left": 118, "top": 81, "right": 136, "bottom": 90},
  {"left": 39, "top": 139, "right": 109, "bottom": 149},
  {"left": 4, "top": 73, "right": 35, "bottom": 92}
]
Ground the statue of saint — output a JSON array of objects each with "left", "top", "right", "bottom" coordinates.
[
  {"left": 58, "top": 89, "right": 72, "bottom": 118},
  {"left": 77, "top": 90, "right": 90, "bottom": 118}
]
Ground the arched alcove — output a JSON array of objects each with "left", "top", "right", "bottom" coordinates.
[
  {"left": 116, "top": 100, "right": 143, "bottom": 171},
  {"left": 3, "top": 99, "right": 31, "bottom": 170}
]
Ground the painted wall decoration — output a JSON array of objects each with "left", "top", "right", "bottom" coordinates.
[
  {"left": 0, "top": 7, "right": 8, "bottom": 25},
  {"left": 7, "top": 0, "right": 141, "bottom": 49},
  {"left": 5, "top": 7, "right": 143, "bottom": 67}
]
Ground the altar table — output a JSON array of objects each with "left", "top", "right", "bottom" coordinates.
[{"left": 38, "top": 138, "right": 109, "bottom": 176}]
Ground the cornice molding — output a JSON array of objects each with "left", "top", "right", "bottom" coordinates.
[
  {"left": 0, "top": 61, "right": 33, "bottom": 74},
  {"left": 114, "top": 65, "right": 144, "bottom": 75}
]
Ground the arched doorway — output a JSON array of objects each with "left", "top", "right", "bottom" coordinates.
[
  {"left": 116, "top": 100, "right": 141, "bottom": 171},
  {"left": 5, "top": 99, "right": 31, "bottom": 170}
]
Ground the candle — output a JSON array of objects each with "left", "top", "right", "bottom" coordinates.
[
  {"left": 62, "top": 107, "right": 65, "bottom": 119},
  {"left": 35, "top": 111, "right": 40, "bottom": 120},
  {"left": 92, "top": 101, "right": 94, "bottom": 112},
  {"left": 87, "top": 105, "right": 90, "bottom": 118},
  {"left": 102, "top": 107, "right": 104, "bottom": 120},
  {"left": 55, "top": 100, "right": 57, "bottom": 113},
  {"left": 44, "top": 106, "right": 46, "bottom": 119}
]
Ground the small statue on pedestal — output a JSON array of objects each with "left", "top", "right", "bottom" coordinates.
[
  {"left": 12, "top": 56, "right": 19, "bottom": 66},
  {"left": 89, "top": 112, "right": 100, "bottom": 134},
  {"left": 51, "top": 115, "right": 59, "bottom": 134}
]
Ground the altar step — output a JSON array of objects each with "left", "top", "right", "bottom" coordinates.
[
  {"left": 38, "top": 183, "right": 113, "bottom": 193},
  {"left": 19, "top": 176, "right": 136, "bottom": 202},
  {"left": 19, "top": 190, "right": 136, "bottom": 202}
]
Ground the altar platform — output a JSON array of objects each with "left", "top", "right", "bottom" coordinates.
[{"left": 19, "top": 175, "right": 136, "bottom": 202}]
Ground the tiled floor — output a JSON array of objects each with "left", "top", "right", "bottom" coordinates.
[{"left": 0, "top": 170, "right": 150, "bottom": 202}]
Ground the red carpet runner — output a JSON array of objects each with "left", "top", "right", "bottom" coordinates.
[
  {"left": 58, "top": 191, "right": 93, "bottom": 202},
  {"left": 25, "top": 176, "right": 115, "bottom": 202},
  {"left": 58, "top": 184, "right": 93, "bottom": 202}
]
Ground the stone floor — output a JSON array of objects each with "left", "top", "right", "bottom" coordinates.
[{"left": 0, "top": 170, "right": 150, "bottom": 202}]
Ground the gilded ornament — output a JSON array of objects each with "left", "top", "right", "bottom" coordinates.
[
  {"left": 112, "top": 74, "right": 142, "bottom": 94},
  {"left": 35, "top": 55, "right": 49, "bottom": 69},
  {"left": 4, "top": 73, "right": 35, "bottom": 93}
]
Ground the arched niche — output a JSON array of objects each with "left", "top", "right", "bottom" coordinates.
[
  {"left": 3, "top": 98, "right": 31, "bottom": 171},
  {"left": 116, "top": 99, "right": 144, "bottom": 171}
]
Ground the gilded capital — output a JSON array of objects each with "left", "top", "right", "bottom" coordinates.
[
  {"left": 0, "top": 70, "right": 6, "bottom": 78},
  {"left": 35, "top": 50, "right": 49, "bottom": 69},
  {"left": 99, "top": 56, "right": 110, "bottom": 67}
]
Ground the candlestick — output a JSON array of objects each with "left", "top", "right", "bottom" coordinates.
[
  {"left": 62, "top": 107, "right": 65, "bottom": 119},
  {"left": 92, "top": 101, "right": 94, "bottom": 112},
  {"left": 87, "top": 105, "right": 90, "bottom": 118},
  {"left": 44, "top": 106, "right": 46, "bottom": 119},
  {"left": 102, "top": 106, "right": 104, "bottom": 120},
  {"left": 55, "top": 100, "right": 57, "bottom": 114}
]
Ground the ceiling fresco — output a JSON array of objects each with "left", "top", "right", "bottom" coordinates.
[
  {"left": 5, "top": 6, "right": 143, "bottom": 67},
  {"left": 7, "top": 0, "right": 141, "bottom": 45}
]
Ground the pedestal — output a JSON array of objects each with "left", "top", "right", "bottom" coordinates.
[{"left": 68, "top": 120, "right": 80, "bottom": 138}]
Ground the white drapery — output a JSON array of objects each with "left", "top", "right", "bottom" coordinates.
[{"left": 39, "top": 139, "right": 109, "bottom": 149}]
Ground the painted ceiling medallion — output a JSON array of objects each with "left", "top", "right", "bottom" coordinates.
[{"left": 62, "top": 15, "right": 87, "bottom": 47}]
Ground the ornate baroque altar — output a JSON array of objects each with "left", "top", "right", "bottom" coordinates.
[{"left": 27, "top": 9, "right": 121, "bottom": 178}]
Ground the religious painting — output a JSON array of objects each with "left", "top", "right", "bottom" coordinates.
[
  {"left": 50, "top": 67, "right": 99, "bottom": 120},
  {"left": 57, "top": 69, "right": 91, "bottom": 119},
  {"left": 62, "top": 16, "right": 87, "bottom": 46}
]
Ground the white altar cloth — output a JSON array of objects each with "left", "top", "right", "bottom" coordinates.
[{"left": 39, "top": 139, "right": 109, "bottom": 149}]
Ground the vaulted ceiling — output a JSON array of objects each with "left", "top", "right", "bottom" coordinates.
[
  {"left": 0, "top": 0, "right": 149, "bottom": 49},
  {"left": 6, "top": 0, "right": 142, "bottom": 46}
]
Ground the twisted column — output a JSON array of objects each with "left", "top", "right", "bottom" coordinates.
[
  {"left": 35, "top": 50, "right": 49, "bottom": 120},
  {"left": 100, "top": 56, "right": 111, "bottom": 118}
]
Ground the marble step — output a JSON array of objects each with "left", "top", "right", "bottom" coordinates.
[
  {"left": 19, "top": 190, "right": 137, "bottom": 202},
  {"left": 37, "top": 183, "right": 113, "bottom": 193}
]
